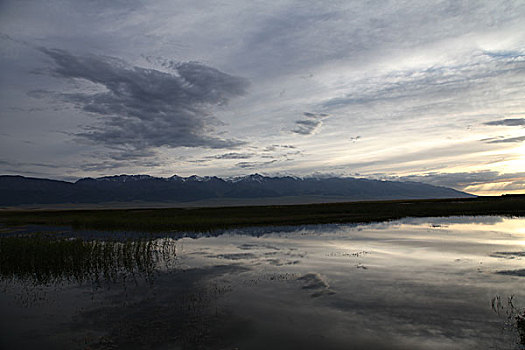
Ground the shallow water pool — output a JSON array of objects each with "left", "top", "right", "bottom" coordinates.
[{"left": 1, "top": 216, "right": 524, "bottom": 349}]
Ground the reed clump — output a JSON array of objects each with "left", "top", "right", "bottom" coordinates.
[
  {"left": 492, "top": 295, "right": 525, "bottom": 347},
  {"left": 0, "top": 234, "right": 176, "bottom": 286}
]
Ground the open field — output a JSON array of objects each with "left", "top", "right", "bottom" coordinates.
[{"left": 1, "top": 195, "right": 523, "bottom": 233}]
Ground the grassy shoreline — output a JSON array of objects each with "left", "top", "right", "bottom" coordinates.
[{"left": 0, "top": 196, "right": 524, "bottom": 234}]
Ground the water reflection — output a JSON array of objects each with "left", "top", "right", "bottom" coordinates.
[
  {"left": 492, "top": 295, "right": 525, "bottom": 348},
  {"left": 0, "top": 234, "right": 177, "bottom": 306},
  {"left": 0, "top": 217, "right": 524, "bottom": 349}
]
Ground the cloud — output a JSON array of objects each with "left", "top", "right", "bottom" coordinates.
[
  {"left": 292, "top": 112, "right": 329, "bottom": 135},
  {"left": 316, "top": 48, "right": 525, "bottom": 134},
  {"left": 484, "top": 118, "right": 525, "bottom": 126},
  {"left": 483, "top": 50, "right": 525, "bottom": 59},
  {"left": 79, "top": 157, "right": 162, "bottom": 172},
  {"left": 393, "top": 171, "right": 525, "bottom": 192},
  {"left": 105, "top": 148, "right": 158, "bottom": 161},
  {"left": 71, "top": 147, "right": 164, "bottom": 171},
  {"left": 0, "top": 159, "right": 62, "bottom": 169},
  {"left": 263, "top": 144, "right": 296, "bottom": 152},
  {"left": 186, "top": 159, "right": 210, "bottom": 164},
  {"left": 303, "top": 112, "right": 328, "bottom": 118},
  {"left": 0, "top": 159, "right": 79, "bottom": 179},
  {"left": 484, "top": 136, "right": 525, "bottom": 143},
  {"left": 207, "top": 152, "right": 254, "bottom": 159},
  {"left": 2, "top": 1, "right": 524, "bottom": 184},
  {"left": 37, "top": 48, "right": 249, "bottom": 157},
  {"left": 236, "top": 160, "right": 278, "bottom": 169},
  {"left": 292, "top": 119, "right": 322, "bottom": 135}
]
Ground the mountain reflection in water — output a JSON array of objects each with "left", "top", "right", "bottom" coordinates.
[{"left": 0, "top": 216, "right": 524, "bottom": 349}]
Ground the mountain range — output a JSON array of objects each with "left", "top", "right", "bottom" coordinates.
[{"left": 0, "top": 174, "right": 473, "bottom": 206}]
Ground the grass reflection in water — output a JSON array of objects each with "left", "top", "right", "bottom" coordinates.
[
  {"left": 0, "top": 234, "right": 177, "bottom": 289},
  {"left": 492, "top": 295, "right": 525, "bottom": 348}
]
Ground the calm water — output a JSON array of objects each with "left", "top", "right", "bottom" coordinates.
[{"left": 1, "top": 216, "right": 524, "bottom": 349}]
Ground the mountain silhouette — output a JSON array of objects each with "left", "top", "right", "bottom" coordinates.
[{"left": 0, "top": 174, "right": 473, "bottom": 206}]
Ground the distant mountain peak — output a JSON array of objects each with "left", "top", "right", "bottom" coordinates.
[
  {"left": 185, "top": 175, "right": 218, "bottom": 182},
  {"left": 78, "top": 174, "right": 153, "bottom": 182},
  {"left": 231, "top": 173, "right": 266, "bottom": 183}
]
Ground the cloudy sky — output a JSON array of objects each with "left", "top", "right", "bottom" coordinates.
[{"left": 1, "top": 0, "right": 524, "bottom": 195}]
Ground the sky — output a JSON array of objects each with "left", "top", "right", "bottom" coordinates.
[{"left": 0, "top": 0, "right": 524, "bottom": 195}]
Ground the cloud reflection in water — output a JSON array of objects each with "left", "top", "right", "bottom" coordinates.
[{"left": 1, "top": 216, "right": 524, "bottom": 349}]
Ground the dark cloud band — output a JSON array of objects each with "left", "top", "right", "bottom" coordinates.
[
  {"left": 484, "top": 118, "right": 525, "bottom": 127},
  {"left": 38, "top": 48, "right": 249, "bottom": 157}
]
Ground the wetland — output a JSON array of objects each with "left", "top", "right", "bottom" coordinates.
[{"left": 0, "top": 211, "right": 524, "bottom": 349}]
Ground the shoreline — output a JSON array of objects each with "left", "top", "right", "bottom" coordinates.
[{"left": 1, "top": 196, "right": 523, "bottom": 234}]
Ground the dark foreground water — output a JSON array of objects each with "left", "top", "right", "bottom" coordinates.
[{"left": 1, "top": 216, "right": 524, "bottom": 350}]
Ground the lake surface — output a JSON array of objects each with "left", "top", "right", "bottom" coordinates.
[{"left": 1, "top": 216, "right": 524, "bottom": 349}]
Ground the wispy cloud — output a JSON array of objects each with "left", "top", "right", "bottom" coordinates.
[
  {"left": 393, "top": 171, "right": 525, "bottom": 192},
  {"left": 321, "top": 54, "right": 525, "bottom": 113},
  {"left": 263, "top": 145, "right": 296, "bottom": 152},
  {"left": 484, "top": 136, "right": 525, "bottom": 144},
  {"left": 484, "top": 118, "right": 525, "bottom": 126},
  {"left": 207, "top": 152, "right": 254, "bottom": 160},
  {"left": 236, "top": 160, "right": 278, "bottom": 169}
]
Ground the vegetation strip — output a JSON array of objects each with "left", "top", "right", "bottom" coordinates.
[{"left": 1, "top": 196, "right": 524, "bottom": 234}]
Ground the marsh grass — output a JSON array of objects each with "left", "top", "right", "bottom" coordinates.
[
  {"left": 492, "top": 295, "right": 525, "bottom": 348},
  {"left": 0, "top": 234, "right": 177, "bottom": 288}
]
